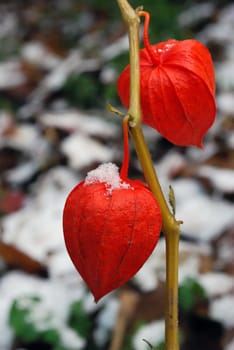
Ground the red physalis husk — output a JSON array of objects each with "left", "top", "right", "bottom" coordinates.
[
  {"left": 117, "top": 11, "right": 216, "bottom": 148},
  {"left": 63, "top": 176, "right": 162, "bottom": 302},
  {"left": 63, "top": 117, "right": 162, "bottom": 302}
]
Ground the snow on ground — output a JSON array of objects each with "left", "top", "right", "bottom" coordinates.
[
  {"left": 61, "top": 133, "right": 114, "bottom": 169},
  {"left": 210, "top": 295, "right": 234, "bottom": 329},
  {"left": 132, "top": 319, "right": 165, "bottom": 350},
  {"left": 2, "top": 167, "right": 79, "bottom": 262},
  {"left": 0, "top": 271, "right": 86, "bottom": 350}
]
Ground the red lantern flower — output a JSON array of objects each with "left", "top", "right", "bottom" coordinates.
[
  {"left": 63, "top": 119, "right": 162, "bottom": 302},
  {"left": 117, "top": 11, "right": 216, "bottom": 148}
]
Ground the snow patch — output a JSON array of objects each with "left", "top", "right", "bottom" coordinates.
[
  {"left": 178, "top": 3, "right": 215, "bottom": 28},
  {"left": 61, "top": 133, "right": 113, "bottom": 169},
  {"left": 198, "top": 166, "right": 234, "bottom": 193},
  {"left": 133, "top": 320, "right": 165, "bottom": 350},
  {"left": 0, "top": 271, "right": 85, "bottom": 350},
  {"left": 176, "top": 195, "right": 234, "bottom": 241},
  {"left": 210, "top": 295, "right": 234, "bottom": 328},
  {"left": 40, "top": 110, "right": 117, "bottom": 138},
  {"left": 198, "top": 273, "right": 234, "bottom": 298},
  {"left": 2, "top": 167, "right": 79, "bottom": 262},
  {"left": 22, "top": 41, "right": 61, "bottom": 70},
  {"left": 60, "top": 327, "right": 85, "bottom": 349},
  {"left": 84, "top": 163, "right": 131, "bottom": 194},
  {"left": 0, "top": 60, "right": 26, "bottom": 88}
]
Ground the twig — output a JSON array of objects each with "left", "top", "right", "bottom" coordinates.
[{"left": 109, "top": 289, "right": 139, "bottom": 350}]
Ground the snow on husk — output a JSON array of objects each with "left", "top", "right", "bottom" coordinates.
[{"left": 84, "top": 162, "right": 130, "bottom": 192}]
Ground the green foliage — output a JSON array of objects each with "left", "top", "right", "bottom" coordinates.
[
  {"left": 156, "top": 341, "right": 165, "bottom": 350},
  {"left": 179, "top": 277, "right": 207, "bottom": 313},
  {"left": 79, "top": 0, "right": 120, "bottom": 19},
  {"left": 63, "top": 73, "right": 102, "bottom": 108},
  {"left": 0, "top": 38, "right": 20, "bottom": 62},
  {"left": 81, "top": 0, "right": 184, "bottom": 39},
  {"left": 68, "top": 300, "right": 91, "bottom": 338},
  {"left": 0, "top": 96, "right": 14, "bottom": 112},
  {"left": 9, "top": 295, "right": 91, "bottom": 350},
  {"left": 63, "top": 71, "right": 120, "bottom": 109},
  {"left": 9, "top": 296, "right": 42, "bottom": 343},
  {"left": 9, "top": 296, "right": 61, "bottom": 346}
]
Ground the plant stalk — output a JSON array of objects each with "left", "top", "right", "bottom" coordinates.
[{"left": 116, "top": 1, "right": 181, "bottom": 349}]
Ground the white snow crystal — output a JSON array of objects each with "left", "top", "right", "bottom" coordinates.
[{"left": 84, "top": 163, "right": 131, "bottom": 194}]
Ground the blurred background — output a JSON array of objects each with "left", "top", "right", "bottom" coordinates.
[{"left": 0, "top": 0, "right": 233, "bottom": 349}]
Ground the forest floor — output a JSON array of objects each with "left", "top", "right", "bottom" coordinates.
[{"left": 0, "top": 1, "right": 233, "bottom": 350}]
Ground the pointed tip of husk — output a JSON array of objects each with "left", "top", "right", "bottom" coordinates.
[{"left": 196, "top": 139, "right": 204, "bottom": 149}]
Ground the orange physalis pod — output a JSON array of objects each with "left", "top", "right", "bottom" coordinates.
[
  {"left": 117, "top": 11, "right": 216, "bottom": 148},
  {"left": 63, "top": 117, "right": 162, "bottom": 302}
]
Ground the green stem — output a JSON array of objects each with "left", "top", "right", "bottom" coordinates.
[
  {"left": 116, "top": 0, "right": 141, "bottom": 126},
  {"left": 165, "top": 226, "right": 180, "bottom": 350},
  {"left": 116, "top": 1, "right": 181, "bottom": 350},
  {"left": 130, "top": 125, "right": 180, "bottom": 350},
  {"left": 130, "top": 126, "right": 173, "bottom": 231}
]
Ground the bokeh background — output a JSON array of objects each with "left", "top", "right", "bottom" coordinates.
[{"left": 0, "top": 0, "right": 233, "bottom": 349}]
